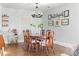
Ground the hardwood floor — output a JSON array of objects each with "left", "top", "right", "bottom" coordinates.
[{"left": 0, "top": 43, "right": 66, "bottom": 56}]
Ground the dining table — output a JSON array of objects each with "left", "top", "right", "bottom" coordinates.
[{"left": 30, "top": 35, "right": 46, "bottom": 50}]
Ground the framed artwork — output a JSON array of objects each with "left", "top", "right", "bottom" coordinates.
[
  {"left": 64, "top": 10, "right": 69, "bottom": 17},
  {"left": 2, "top": 14, "right": 9, "bottom": 27},
  {"left": 54, "top": 19, "right": 61, "bottom": 27},
  {"left": 61, "top": 19, "right": 69, "bottom": 25},
  {"left": 48, "top": 20, "right": 54, "bottom": 26},
  {"left": 2, "top": 21, "right": 8, "bottom": 26}
]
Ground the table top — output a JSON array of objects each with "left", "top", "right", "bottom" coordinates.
[{"left": 30, "top": 36, "right": 41, "bottom": 40}]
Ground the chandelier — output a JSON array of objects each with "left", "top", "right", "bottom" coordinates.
[{"left": 32, "top": 3, "right": 43, "bottom": 18}]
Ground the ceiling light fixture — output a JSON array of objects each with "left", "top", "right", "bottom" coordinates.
[{"left": 32, "top": 3, "right": 43, "bottom": 18}]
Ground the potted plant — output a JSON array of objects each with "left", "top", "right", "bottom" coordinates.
[{"left": 30, "top": 23, "right": 44, "bottom": 30}]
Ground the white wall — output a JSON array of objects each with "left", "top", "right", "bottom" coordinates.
[
  {"left": 2, "top": 3, "right": 79, "bottom": 44},
  {"left": 0, "top": 5, "right": 2, "bottom": 31},
  {"left": 43, "top": 3, "right": 79, "bottom": 44}
]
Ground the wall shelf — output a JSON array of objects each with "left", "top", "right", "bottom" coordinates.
[{"left": 2, "top": 14, "right": 9, "bottom": 27}]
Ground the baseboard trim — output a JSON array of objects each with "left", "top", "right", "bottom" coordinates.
[{"left": 54, "top": 41, "right": 76, "bottom": 49}]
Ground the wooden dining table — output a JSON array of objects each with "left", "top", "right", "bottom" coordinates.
[
  {"left": 30, "top": 35, "right": 46, "bottom": 49},
  {"left": 30, "top": 36, "right": 41, "bottom": 39},
  {"left": 30, "top": 35, "right": 41, "bottom": 44}
]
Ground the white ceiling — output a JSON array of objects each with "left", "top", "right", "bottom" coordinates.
[{"left": 0, "top": 3, "right": 63, "bottom": 11}]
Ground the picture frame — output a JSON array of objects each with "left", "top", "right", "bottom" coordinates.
[
  {"left": 2, "top": 22, "right": 8, "bottom": 27},
  {"left": 61, "top": 18, "right": 69, "bottom": 25},
  {"left": 64, "top": 10, "right": 69, "bottom": 17},
  {"left": 54, "top": 19, "right": 61, "bottom": 27},
  {"left": 2, "top": 14, "right": 9, "bottom": 27},
  {"left": 48, "top": 20, "right": 54, "bottom": 26}
]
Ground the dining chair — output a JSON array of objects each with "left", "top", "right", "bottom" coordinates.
[
  {"left": 23, "top": 30, "right": 40, "bottom": 53},
  {"left": 26, "top": 30, "right": 32, "bottom": 51},
  {"left": 45, "top": 30, "right": 55, "bottom": 55},
  {"left": 34, "top": 37, "right": 40, "bottom": 52},
  {"left": 12, "top": 29, "right": 18, "bottom": 45},
  {"left": 40, "top": 30, "right": 46, "bottom": 51},
  {"left": 0, "top": 34, "right": 5, "bottom": 56},
  {"left": 23, "top": 30, "right": 27, "bottom": 46},
  {"left": 23, "top": 30, "right": 32, "bottom": 51}
]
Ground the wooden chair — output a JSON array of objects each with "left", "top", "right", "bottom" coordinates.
[
  {"left": 23, "top": 30, "right": 32, "bottom": 51},
  {"left": 34, "top": 37, "right": 40, "bottom": 52},
  {"left": 23, "top": 30, "right": 27, "bottom": 46},
  {"left": 45, "top": 30, "right": 55, "bottom": 55},
  {"left": 40, "top": 30, "right": 46, "bottom": 51},
  {"left": 0, "top": 35, "right": 5, "bottom": 56}
]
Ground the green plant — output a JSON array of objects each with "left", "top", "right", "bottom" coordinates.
[{"left": 30, "top": 23, "right": 44, "bottom": 29}]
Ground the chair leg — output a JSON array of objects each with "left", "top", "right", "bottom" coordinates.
[
  {"left": 28, "top": 44, "right": 31, "bottom": 51},
  {"left": 42, "top": 46, "right": 45, "bottom": 53},
  {"left": 0, "top": 50, "right": 1, "bottom": 56},
  {"left": 2, "top": 47, "right": 5, "bottom": 56},
  {"left": 35, "top": 44, "right": 38, "bottom": 52},
  {"left": 52, "top": 46, "right": 55, "bottom": 55},
  {"left": 45, "top": 47, "right": 49, "bottom": 56}
]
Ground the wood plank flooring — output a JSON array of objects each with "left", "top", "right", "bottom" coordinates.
[{"left": 0, "top": 43, "right": 66, "bottom": 56}]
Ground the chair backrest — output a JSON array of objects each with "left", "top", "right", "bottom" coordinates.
[
  {"left": 24, "top": 30, "right": 32, "bottom": 43},
  {"left": 23, "top": 30, "right": 27, "bottom": 43},
  {"left": 26, "top": 30, "right": 30, "bottom": 37},
  {"left": 40, "top": 30, "right": 46, "bottom": 39},
  {"left": 23, "top": 30, "right": 30, "bottom": 37},
  {"left": 0, "top": 35, "right": 5, "bottom": 48},
  {"left": 23, "top": 30, "right": 32, "bottom": 44},
  {"left": 46, "top": 30, "right": 54, "bottom": 38},
  {"left": 46, "top": 30, "right": 54, "bottom": 47},
  {"left": 12, "top": 29, "right": 17, "bottom": 35},
  {"left": 41, "top": 30, "right": 45, "bottom": 36}
]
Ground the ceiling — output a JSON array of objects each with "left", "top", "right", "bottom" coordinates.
[{"left": 0, "top": 3, "right": 63, "bottom": 11}]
